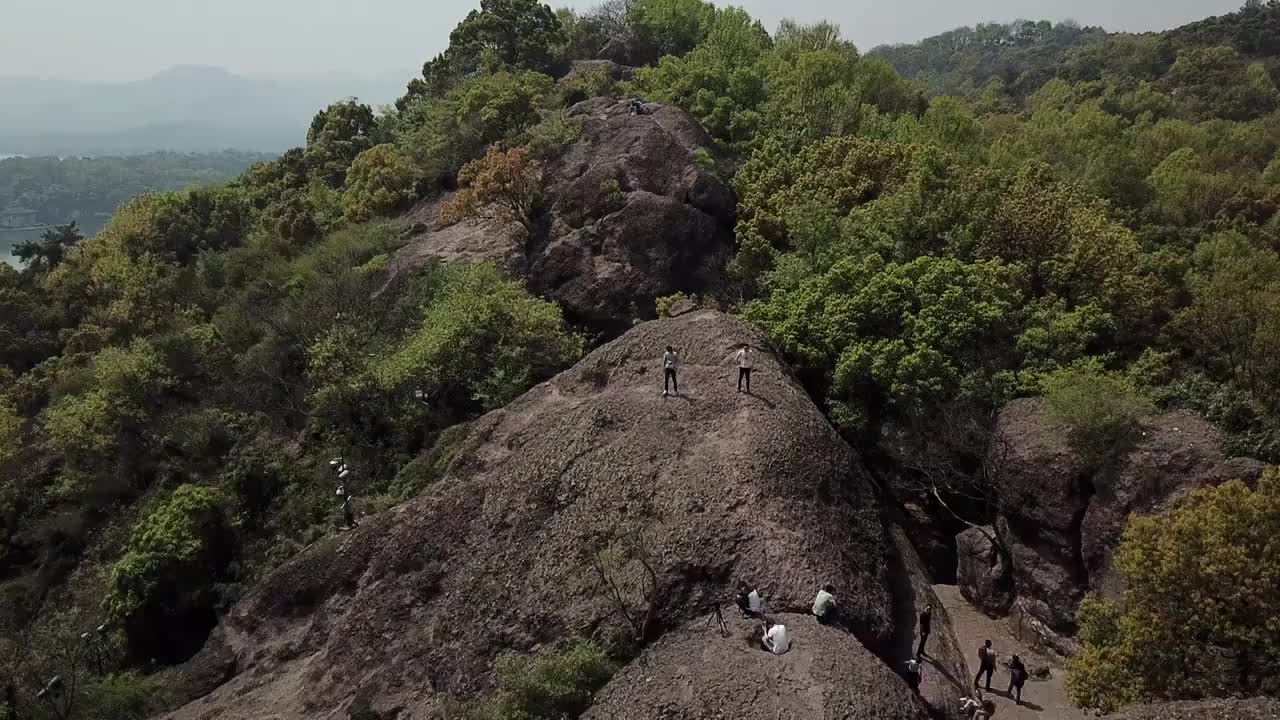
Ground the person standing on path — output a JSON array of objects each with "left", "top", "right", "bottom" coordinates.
[
  {"left": 974, "top": 639, "right": 996, "bottom": 691},
  {"left": 735, "top": 343, "right": 754, "bottom": 393},
  {"left": 662, "top": 345, "right": 680, "bottom": 397},
  {"left": 1008, "top": 654, "right": 1027, "bottom": 704},
  {"left": 917, "top": 604, "right": 933, "bottom": 659}
]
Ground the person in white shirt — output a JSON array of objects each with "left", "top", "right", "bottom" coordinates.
[
  {"left": 735, "top": 343, "right": 754, "bottom": 393},
  {"left": 735, "top": 583, "right": 763, "bottom": 617},
  {"left": 761, "top": 619, "right": 790, "bottom": 655},
  {"left": 812, "top": 584, "right": 836, "bottom": 625},
  {"left": 662, "top": 346, "right": 680, "bottom": 397}
]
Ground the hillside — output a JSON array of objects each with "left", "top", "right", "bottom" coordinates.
[
  {"left": 874, "top": 2, "right": 1280, "bottom": 113},
  {"left": 1, "top": 1, "right": 1279, "bottom": 719}
]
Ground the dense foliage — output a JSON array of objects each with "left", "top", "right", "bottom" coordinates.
[
  {"left": 1067, "top": 472, "right": 1280, "bottom": 711},
  {"left": 5, "top": 0, "right": 1280, "bottom": 715},
  {"left": 0, "top": 151, "right": 273, "bottom": 228}
]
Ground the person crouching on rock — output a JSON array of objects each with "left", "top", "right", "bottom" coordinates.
[
  {"left": 903, "top": 658, "right": 922, "bottom": 695},
  {"left": 736, "top": 582, "right": 763, "bottom": 617},
  {"left": 812, "top": 584, "right": 836, "bottom": 625},
  {"left": 662, "top": 346, "right": 680, "bottom": 397},
  {"left": 761, "top": 619, "right": 790, "bottom": 655},
  {"left": 1007, "top": 653, "right": 1027, "bottom": 704}
]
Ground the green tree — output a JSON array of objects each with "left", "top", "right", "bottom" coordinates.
[
  {"left": 12, "top": 222, "right": 84, "bottom": 275},
  {"left": 341, "top": 144, "right": 420, "bottom": 222},
  {"left": 105, "top": 484, "right": 237, "bottom": 663},
  {"left": 1067, "top": 472, "right": 1280, "bottom": 711},
  {"left": 1042, "top": 361, "right": 1155, "bottom": 464},
  {"left": 304, "top": 100, "right": 378, "bottom": 188},
  {"left": 626, "top": 0, "right": 717, "bottom": 63}
]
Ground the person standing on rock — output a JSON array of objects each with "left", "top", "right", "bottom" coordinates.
[
  {"left": 916, "top": 604, "right": 933, "bottom": 659},
  {"left": 1007, "top": 653, "right": 1027, "bottom": 704},
  {"left": 662, "top": 346, "right": 681, "bottom": 397},
  {"left": 974, "top": 639, "right": 996, "bottom": 691},
  {"left": 812, "top": 584, "right": 836, "bottom": 625},
  {"left": 735, "top": 343, "right": 754, "bottom": 393}
]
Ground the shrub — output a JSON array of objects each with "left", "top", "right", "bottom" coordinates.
[
  {"left": 105, "top": 485, "right": 238, "bottom": 663},
  {"left": 473, "top": 640, "right": 619, "bottom": 720},
  {"left": 391, "top": 424, "right": 471, "bottom": 499},
  {"left": 1042, "top": 361, "right": 1154, "bottom": 464},
  {"left": 1067, "top": 473, "right": 1280, "bottom": 711},
  {"left": 655, "top": 292, "right": 693, "bottom": 318},
  {"left": 341, "top": 144, "right": 420, "bottom": 222}
]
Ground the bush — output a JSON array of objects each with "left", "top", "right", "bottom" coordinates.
[
  {"left": 654, "top": 292, "right": 693, "bottom": 318},
  {"left": 1067, "top": 473, "right": 1280, "bottom": 711},
  {"left": 473, "top": 640, "right": 619, "bottom": 720},
  {"left": 1042, "top": 361, "right": 1154, "bottom": 464},
  {"left": 391, "top": 424, "right": 471, "bottom": 499},
  {"left": 105, "top": 485, "right": 238, "bottom": 663},
  {"left": 341, "top": 144, "right": 420, "bottom": 222}
]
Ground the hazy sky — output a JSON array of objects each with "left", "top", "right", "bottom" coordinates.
[{"left": 1, "top": 0, "right": 1244, "bottom": 82}]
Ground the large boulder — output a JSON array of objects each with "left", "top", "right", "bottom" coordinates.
[
  {"left": 584, "top": 613, "right": 929, "bottom": 720},
  {"left": 955, "top": 526, "right": 1012, "bottom": 615},
  {"left": 988, "top": 399, "right": 1264, "bottom": 640},
  {"left": 165, "top": 311, "right": 947, "bottom": 720},
  {"left": 391, "top": 98, "right": 735, "bottom": 337}
]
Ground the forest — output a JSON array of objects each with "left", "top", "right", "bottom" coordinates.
[
  {"left": 0, "top": 152, "right": 274, "bottom": 228},
  {"left": 2, "top": 1, "right": 1280, "bottom": 718}
]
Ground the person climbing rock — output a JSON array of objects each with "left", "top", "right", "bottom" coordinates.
[
  {"left": 1007, "top": 653, "right": 1027, "bottom": 704},
  {"left": 735, "top": 343, "right": 754, "bottom": 393},
  {"left": 761, "top": 619, "right": 791, "bottom": 655},
  {"left": 812, "top": 584, "right": 836, "bottom": 625},
  {"left": 903, "top": 658, "right": 922, "bottom": 695},
  {"left": 662, "top": 345, "right": 680, "bottom": 397},
  {"left": 974, "top": 639, "right": 996, "bottom": 691},
  {"left": 917, "top": 604, "right": 932, "bottom": 658}
]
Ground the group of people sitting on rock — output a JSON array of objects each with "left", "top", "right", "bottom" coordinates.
[{"left": 661, "top": 344, "right": 755, "bottom": 397}]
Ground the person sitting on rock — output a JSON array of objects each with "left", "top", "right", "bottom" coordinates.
[
  {"left": 735, "top": 343, "right": 754, "bottom": 393},
  {"left": 973, "top": 699, "right": 996, "bottom": 719},
  {"left": 1007, "top": 653, "right": 1027, "bottom": 704},
  {"left": 903, "top": 658, "right": 922, "bottom": 695},
  {"left": 812, "top": 584, "right": 836, "bottom": 625},
  {"left": 761, "top": 619, "right": 791, "bottom": 655},
  {"left": 628, "top": 98, "right": 645, "bottom": 115},
  {"left": 735, "top": 583, "right": 763, "bottom": 617},
  {"left": 960, "top": 695, "right": 983, "bottom": 718},
  {"left": 662, "top": 346, "right": 681, "bottom": 397},
  {"left": 974, "top": 639, "right": 995, "bottom": 691}
]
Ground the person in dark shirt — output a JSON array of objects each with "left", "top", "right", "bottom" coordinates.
[
  {"left": 974, "top": 639, "right": 995, "bottom": 691},
  {"left": 917, "top": 604, "right": 933, "bottom": 658},
  {"left": 1008, "top": 653, "right": 1027, "bottom": 703}
]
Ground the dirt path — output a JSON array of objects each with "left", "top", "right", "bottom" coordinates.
[{"left": 933, "top": 585, "right": 1088, "bottom": 720}]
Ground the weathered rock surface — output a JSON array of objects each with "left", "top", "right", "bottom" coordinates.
[
  {"left": 988, "top": 398, "right": 1264, "bottom": 641},
  {"left": 583, "top": 613, "right": 929, "bottom": 720},
  {"left": 955, "top": 526, "right": 1012, "bottom": 615},
  {"left": 391, "top": 98, "right": 735, "bottom": 337},
  {"left": 1113, "top": 698, "right": 1280, "bottom": 720},
  {"left": 165, "top": 311, "right": 942, "bottom": 720}
]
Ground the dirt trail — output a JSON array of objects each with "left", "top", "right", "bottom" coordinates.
[{"left": 933, "top": 585, "right": 1088, "bottom": 720}]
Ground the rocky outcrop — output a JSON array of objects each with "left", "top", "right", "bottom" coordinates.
[
  {"left": 955, "top": 526, "right": 1012, "bottom": 615},
  {"left": 988, "top": 399, "right": 1264, "bottom": 643},
  {"left": 584, "top": 613, "right": 930, "bottom": 720},
  {"left": 391, "top": 98, "right": 735, "bottom": 337},
  {"left": 165, "top": 311, "right": 951, "bottom": 720}
]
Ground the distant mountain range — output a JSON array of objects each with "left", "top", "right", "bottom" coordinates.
[{"left": 0, "top": 65, "right": 411, "bottom": 156}]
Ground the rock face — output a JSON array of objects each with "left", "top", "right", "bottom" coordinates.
[
  {"left": 392, "top": 97, "right": 735, "bottom": 337},
  {"left": 987, "top": 399, "right": 1264, "bottom": 642},
  {"left": 165, "top": 311, "right": 953, "bottom": 720},
  {"left": 584, "top": 613, "right": 930, "bottom": 720},
  {"left": 955, "top": 526, "right": 1012, "bottom": 615}
]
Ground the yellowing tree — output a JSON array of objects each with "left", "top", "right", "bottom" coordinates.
[
  {"left": 1067, "top": 472, "right": 1280, "bottom": 712},
  {"left": 441, "top": 145, "right": 542, "bottom": 238}
]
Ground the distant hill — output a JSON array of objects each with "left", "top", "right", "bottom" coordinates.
[
  {"left": 0, "top": 65, "right": 409, "bottom": 156},
  {"left": 872, "top": 2, "right": 1280, "bottom": 106}
]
